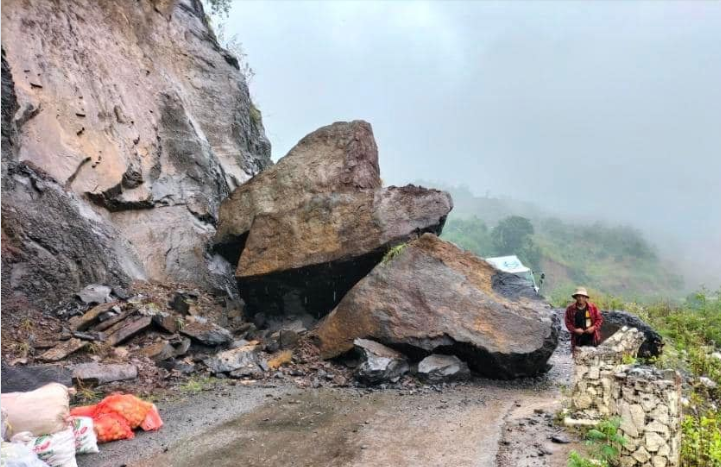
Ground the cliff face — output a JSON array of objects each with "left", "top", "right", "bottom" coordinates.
[{"left": 1, "top": 0, "right": 272, "bottom": 311}]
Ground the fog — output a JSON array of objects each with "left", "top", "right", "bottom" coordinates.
[{"left": 222, "top": 1, "right": 721, "bottom": 290}]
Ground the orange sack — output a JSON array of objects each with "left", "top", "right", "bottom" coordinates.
[
  {"left": 93, "top": 413, "right": 135, "bottom": 443},
  {"left": 95, "top": 394, "right": 152, "bottom": 429},
  {"left": 69, "top": 404, "right": 97, "bottom": 418},
  {"left": 140, "top": 404, "right": 163, "bottom": 431}
]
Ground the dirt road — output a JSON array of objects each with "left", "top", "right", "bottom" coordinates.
[{"left": 80, "top": 326, "right": 577, "bottom": 467}]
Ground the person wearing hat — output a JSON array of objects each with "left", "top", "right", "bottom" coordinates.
[{"left": 564, "top": 287, "right": 603, "bottom": 352}]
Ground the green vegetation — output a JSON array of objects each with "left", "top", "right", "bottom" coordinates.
[
  {"left": 636, "top": 291, "right": 721, "bottom": 466},
  {"left": 437, "top": 184, "right": 683, "bottom": 300},
  {"left": 382, "top": 243, "right": 408, "bottom": 264},
  {"left": 568, "top": 417, "right": 627, "bottom": 467}
]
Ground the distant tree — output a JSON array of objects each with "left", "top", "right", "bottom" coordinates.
[
  {"left": 442, "top": 216, "right": 494, "bottom": 257},
  {"left": 491, "top": 216, "right": 534, "bottom": 254},
  {"left": 491, "top": 216, "right": 541, "bottom": 271}
]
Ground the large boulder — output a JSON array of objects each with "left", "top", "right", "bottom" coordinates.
[
  {"left": 313, "top": 234, "right": 558, "bottom": 379},
  {"left": 599, "top": 310, "right": 664, "bottom": 358},
  {"left": 214, "top": 120, "right": 381, "bottom": 263},
  {"left": 237, "top": 186, "right": 452, "bottom": 317}
]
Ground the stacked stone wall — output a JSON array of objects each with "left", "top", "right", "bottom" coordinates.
[{"left": 567, "top": 327, "right": 682, "bottom": 467}]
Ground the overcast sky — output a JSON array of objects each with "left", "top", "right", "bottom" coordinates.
[{"left": 222, "top": 1, "right": 721, "bottom": 288}]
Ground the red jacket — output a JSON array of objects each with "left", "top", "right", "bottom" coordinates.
[{"left": 565, "top": 302, "right": 603, "bottom": 350}]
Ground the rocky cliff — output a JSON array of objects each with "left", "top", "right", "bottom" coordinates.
[{"left": 1, "top": 0, "right": 272, "bottom": 313}]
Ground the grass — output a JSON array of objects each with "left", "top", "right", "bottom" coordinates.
[
  {"left": 179, "top": 376, "right": 218, "bottom": 395},
  {"left": 382, "top": 243, "right": 408, "bottom": 265}
]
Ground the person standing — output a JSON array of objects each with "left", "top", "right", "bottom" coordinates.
[{"left": 565, "top": 287, "right": 603, "bottom": 352}]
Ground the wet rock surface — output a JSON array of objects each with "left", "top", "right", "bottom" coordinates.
[
  {"left": 353, "top": 339, "right": 410, "bottom": 385},
  {"left": 314, "top": 233, "right": 559, "bottom": 379},
  {"left": 180, "top": 316, "right": 233, "bottom": 346},
  {"left": 237, "top": 186, "right": 452, "bottom": 317},
  {"left": 214, "top": 120, "right": 381, "bottom": 261},
  {"left": 1, "top": 0, "right": 272, "bottom": 310},
  {"left": 0, "top": 363, "right": 72, "bottom": 392},
  {"left": 417, "top": 354, "right": 471, "bottom": 383}
]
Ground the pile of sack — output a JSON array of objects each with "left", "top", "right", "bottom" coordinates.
[{"left": 1, "top": 383, "right": 162, "bottom": 467}]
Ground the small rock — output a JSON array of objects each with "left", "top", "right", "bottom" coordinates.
[
  {"left": 180, "top": 316, "right": 233, "bottom": 346},
  {"left": 169, "top": 292, "right": 191, "bottom": 315},
  {"left": 76, "top": 284, "right": 113, "bottom": 305},
  {"left": 140, "top": 341, "right": 175, "bottom": 361},
  {"left": 417, "top": 354, "right": 470, "bottom": 383},
  {"left": 37, "top": 338, "right": 89, "bottom": 362},
  {"left": 550, "top": 434, "right": 570, "bottom": 444},
  {"left": 153, "top": 313, "right": 180, "bottom": 334},
  {"left": 204, "top": 342, "right": 260, "bottom": 374},
  {"left": 279, "top": 330, "right": 300, "bottom": 350},
  {"left": 353, "top": 339, "right": 409, "bottom": 385}
]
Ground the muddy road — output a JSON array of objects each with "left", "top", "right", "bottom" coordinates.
[{"left": 80, "top": 333, "right": 577, "bottom": 467}]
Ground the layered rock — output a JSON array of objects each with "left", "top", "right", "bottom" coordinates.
[
  {"left": 313, "top": 234, "right": 558, "bottom": 379},
  {"left": 1, "top": 0, "right": 272, "bottom": 311},
  {"left": 214, "top": 120, "right": 381, "bottom": 263},
  {"left": 237, "top": 186, "right": 452, "bottom": 316}
]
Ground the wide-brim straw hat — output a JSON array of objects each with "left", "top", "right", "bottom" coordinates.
[{"left": 572, "top": 287, "right": 589, "bottom": 298}]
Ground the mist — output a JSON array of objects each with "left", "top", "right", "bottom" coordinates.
[{"left": 222, "top": 1, "right": 721, "bottom": 290}]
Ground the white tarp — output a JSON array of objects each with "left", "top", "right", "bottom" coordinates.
[{"left": 485, "top": 255, "right": 530, "bottom": 274}]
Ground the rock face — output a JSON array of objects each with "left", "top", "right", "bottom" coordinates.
[
  {"left": 214, "top": 120, "right": 381, "bottom": 261},
  {"left": 313, "top": 234, "right": 558, "bottom": 379},
  {"left": 238, "top": 186, "right": 452, "bottom": 317},
  {"left": 1, "top": 0, "right": 272, "bottom": 313},
  {"left": 354, "top": 339, "right": 409, "bottom": 385},
  {"left": 599, "top": 310, "right": 664, "bottom": 358}
]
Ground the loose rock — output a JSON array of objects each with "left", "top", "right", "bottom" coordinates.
[
  {"left": 314, "top": 234, "right": 558, "bottom": 379},
  {"left": 417, "top": 354, "right": 470, "bottom": 383},
  {"left": 353, "top": 339, "right": 409, "bottom": 385}
]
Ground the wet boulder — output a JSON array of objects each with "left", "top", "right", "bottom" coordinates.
[
  {"left": 313, "top": 234, "right": 558, "bottom": 379},
  {"left": 599, "top": 310, "right": 664, "bottom": 358},
  {"left": 215, "top": 120, "right": 381, "bottom": 264},
  {"left": 237, "top": 186, "right": 452, "bottom": 317},
  {"left": 417, "top": 355, "right": 470, "bottom": 383},
  {"left": 354, "top": 338, "right": 409, "bottom": 385}
]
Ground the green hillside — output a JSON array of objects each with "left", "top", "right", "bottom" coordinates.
[{"left": 435, "top": 185, "right": 684, "bottom": 301}]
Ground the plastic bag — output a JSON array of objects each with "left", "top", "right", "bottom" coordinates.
[
  {"left": 68, "top": 418, "right": 98, "bottom": 455},
  {"left": 139, "top": 404, "right": 163, "bottom": 432},
  {"left": 0, "top": 441, "right": 49, "bottom": 467},
  {"left": 1, "top": 384, "right": 70, "bottom": 437},
  {"left": 95, "top": 394, "right": 152, "bottom": 429},
  {"left": 11, "top": 428, "right": 77, "bottom": 467},
  {"left": 67, "top": 406, "right": 96, "bottom": 419},
  {"left": 92, "top": 414, "right": 134, "bottom": 444}
]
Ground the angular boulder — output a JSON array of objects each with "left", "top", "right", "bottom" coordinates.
[
  {"left": 599, "top": 310, "right": 664, "bottom": 358},
  {"left": 417, "top": 354, "right": 470, "bottom": 383},
  {"left": 354, "top": 338, "right": 409, "bottom": 385},
  {"left": 214, "top": 120, "right": 381, "bottom": 263},
  {"left": 237, "top": 186, "right": 452, "bottom": 317},
  {"left": 313, "top": 234, "right": 558, "bottom": 379}
]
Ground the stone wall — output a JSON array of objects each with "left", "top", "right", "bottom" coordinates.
[{"left": 566, "top": 327, "right": 682, "bottom": 467}]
